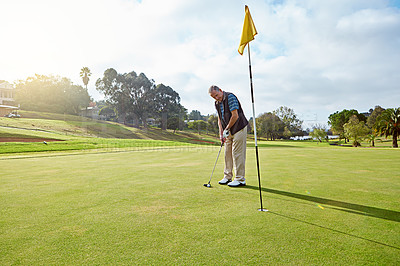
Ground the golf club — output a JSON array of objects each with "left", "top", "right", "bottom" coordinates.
[{"left": 204, "top": 142, "right": 224, "bottom": 188}]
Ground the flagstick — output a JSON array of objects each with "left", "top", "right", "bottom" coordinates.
[{"left": 247, "top": 44, "right": 268, "bottom": 212}]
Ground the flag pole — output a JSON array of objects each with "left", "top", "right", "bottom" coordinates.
[{"left": 247, "top": 44, "right": 268, "bottom": 212}]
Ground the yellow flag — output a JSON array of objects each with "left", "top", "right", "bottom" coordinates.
[{"left": 238, "top": 5, "right": 257, "bottom": 55}]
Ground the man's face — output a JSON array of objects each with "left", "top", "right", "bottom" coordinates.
[{"left": 209, "top": 90, "right": 223, "bottom": 102}]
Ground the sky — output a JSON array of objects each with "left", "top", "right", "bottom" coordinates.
[{"left": 1, "top": 0, "right": 399, "bottom": 128}]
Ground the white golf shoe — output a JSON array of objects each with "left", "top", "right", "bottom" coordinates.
[
  {"left": 218, "top": 177, "right": 232, "bottom": 185},
  {"left": 228, "top": 180, "right": 246, "bottom": 187}
]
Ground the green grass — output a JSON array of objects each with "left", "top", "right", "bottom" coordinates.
[
  {"left": 0, "top": 138, "right": 194, "bottom": 154},
  {"left": 0, "top": 142, "right": 399, "bottom": 265},
  {"left": 0, "top": 126, "right": 197, "bottom": 154},
  {"left": 0, "top": 110, "right": 220, "bottom": 143},
  {"left": 0, "top": 111, "right": 220, "bottom": 154}
]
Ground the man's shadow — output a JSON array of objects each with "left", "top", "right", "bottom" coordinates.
[{"left": 244, "top": 185, "right": 400, "bottom": 223}]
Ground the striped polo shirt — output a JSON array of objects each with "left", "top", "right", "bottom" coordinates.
[{"left": 220, "top": 93, "right": 239, "bottom": 121}]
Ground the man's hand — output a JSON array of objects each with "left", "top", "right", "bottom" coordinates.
[
  {"left": 220, "top": 136, "right": 226, "bottom": 144},
  {"left": 223, "top": 129, "right": 229, "bottom": 138}
]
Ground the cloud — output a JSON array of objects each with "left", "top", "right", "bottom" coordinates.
[
  {"left": 241, "top": 0, "right": 400, "bottom": 125},
  {"left": 0, "top": 0, "right": 399, "bottom": 128}
]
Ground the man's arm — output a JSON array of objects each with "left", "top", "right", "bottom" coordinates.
[{"left": 218, "top": 117, "right": 225, "bottom": 143}]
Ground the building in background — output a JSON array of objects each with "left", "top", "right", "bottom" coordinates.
[
  {"left": 0, "top": 80, "right": 19, "bottom": 117},
  {"left": 0, "top": 80, "right": 15, "bottom": 105}
]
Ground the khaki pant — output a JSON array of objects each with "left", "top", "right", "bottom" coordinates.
[{"left": 224, "top": 126, "right": 247, "bottom": 181}]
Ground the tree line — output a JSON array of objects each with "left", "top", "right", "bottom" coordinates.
[
  {"left": 12, "top": 68, "right": 399, "bottom": 148},
  {"left": 15, "top": 74, "right": 91, "bottom": 115},
  {"left": 13, "top": 68, "right": 187, "bottom": 131},
  {"left": 327, "top": 106, "right": 400, "bottom": 148},
  {"left": 195, "top": 105, "right": 399, "bottom": 148},
  {"left": 187, "top": 106, "right": 305, "bottom": 140}
]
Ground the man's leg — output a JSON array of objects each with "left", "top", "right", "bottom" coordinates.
[
  {"left": 232, "top": 126, "right": 247, "bottom": 182},
  {"left": 223, "top": 136, "right": 234, "bottom": 181}
]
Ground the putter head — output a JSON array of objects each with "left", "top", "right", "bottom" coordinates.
[{"left": 203, "top": 183, "right": 211, "bottom": 188}]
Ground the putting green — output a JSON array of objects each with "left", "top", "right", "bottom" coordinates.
[{"left": 0, "top": 144, "right": 399, "bottom": 264}]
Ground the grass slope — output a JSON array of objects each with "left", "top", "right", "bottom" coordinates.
[
  {"left": 0, "top": 142, "right": 399, "bottom": 264},
  {"left": 0, "top": 110, "right": 218, "bottom": 141},
  {"left": 0, "top": 111, "right": 220, "bottom": 154}
]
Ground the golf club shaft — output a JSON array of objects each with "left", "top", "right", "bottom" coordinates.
[{"left": 208, "top": 142, "right": 224, "bottom": 184}]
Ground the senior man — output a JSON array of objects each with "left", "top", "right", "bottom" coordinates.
[{"left": 208, "top": 85, "right": 248, "bottom": 187}]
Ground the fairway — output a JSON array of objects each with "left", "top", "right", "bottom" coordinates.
[{"left": 1, "top": 143, "right": 399, "bottom": 265}]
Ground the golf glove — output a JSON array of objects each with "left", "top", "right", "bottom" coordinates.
[{"left": 223, "top": 129, "right": 229, "bottom": 138}]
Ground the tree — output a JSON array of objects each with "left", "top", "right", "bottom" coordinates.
[
  {"left": 187, "top": 120, "right": 207, "bottom": 135},
  {"left": 188, "top": 110, "right": 202, "bottom": 120},
  {"left": 283, "top": 127, "right": 291, "bottom": 139},
  {"left": 64, "top": 84, "right": 91, "bottom": 115},
  {"left": 366, "top": 134, "right": 376, "bottom": 147},
  {"left": 365, "top": 106, "right": 385, "bottom": 147},
  {"left": 153, "top": 84, "right": 183, "bottom": 130},
  {"left": 99, "top": 105, "right": 117, "bottom": 121},
  {"left": 15, "top": 74, "right": 90, "bottom": 115},
  {"left": 207, "top": 114, "right": 219, "bottom": 134},
  {"left": 274, "top": 106, "right": 303, "bottom": 137},
  {"left": 95, "top": 100, "right": 107, "bottom": 109},
  {"left": 375, "top": 108, "right": 400, "bottom": 148},
  {"left": 328, "top": 109, "right": 366, "bottom": 142},
  {"left": 125, "top": 71, "right": 155, "bottom": 128},
  {"left": 96, "top": 68, "right": 155, "bottom": 127},
  {"left": 367, "top": 105, "right": 385, "bottom": 129},
  {"left": 167, "top": 116, "right": 186, "bottom": 133},
  {"left": 343, "top": 115, "right": 369, "bottom": 147},
  {"left": 80, "top": 67, "right": 92, "bottom": 90},
  {"left": 256, "top": 112, "right": 284, "bottom": 140},
  {"left": 95, "top": 68, "right": 127, "bottom": 124},
  {"left": 310, "top": 124, "right": 327, "bottom": 142},
  {"left": 165, "top": 105, "right": 187, "bottom": 132},
  {"left": 167, "top": 117, "right": 179, "bottom": 132},
  {"left": 247, "top": 117, "right": 254, "bottom": 134}
]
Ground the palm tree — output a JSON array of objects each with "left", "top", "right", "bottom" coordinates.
[
  {"left": 366, "top": 133, "right": 376, "bottom": 147},
  {"left": 375, "top": 108, "right": 400, "bottom": 148},
  {"left": 80, "top": 67, "right": 92, "bottom": 90}
]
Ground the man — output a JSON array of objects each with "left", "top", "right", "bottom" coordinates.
[{"left": 208, "top": 85, "right": 248, "bottom": 187}]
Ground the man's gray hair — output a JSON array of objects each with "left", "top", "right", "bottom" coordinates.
[{"left": 208, "top": 85, "right": 220, "bottom": 94}]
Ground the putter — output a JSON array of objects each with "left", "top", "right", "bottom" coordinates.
[{"left": 204, "top": 142, "right": 224, "bottom": 188}]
